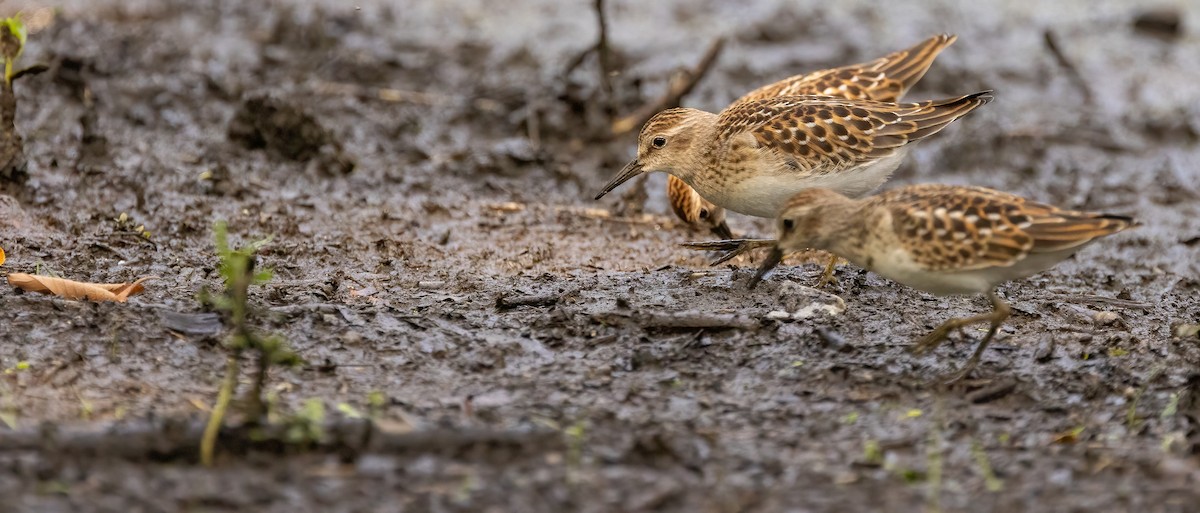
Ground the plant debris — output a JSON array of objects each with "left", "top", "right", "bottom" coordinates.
[{"left": 6, "top": 273, "right": 152, "bottom": 302}]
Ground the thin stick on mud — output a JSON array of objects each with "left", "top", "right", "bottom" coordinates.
[
  {"left": 594, "top": 309, "right": 759, "bottom": 330},
  {"left": 0, "top": 418, "right": 564, "bottom": 462},
  {"left": 594, "top": 0, "right": 615, "bottom": 111},
  {"left": 1043, "top": 30, "right": 1093, "bottom": 104},
  {"left": 248, "top": 351, "right": 269, "bottom": 420},
  {"left": 312, "top": 81, "right": 451, "bottom": 105},
  {"left": 611, "top": 37, "right": 725, "bottom": 136},
  {"left": 496, "top": 292, "right": 560, "bottom": 310}
]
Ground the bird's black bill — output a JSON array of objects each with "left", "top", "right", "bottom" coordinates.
[
  {"left": 710, "top": 221, "right": 734, "bottom": 241},
  {"left": 594, "top": 159, "right": 643, "bottom": 200},
  {"left": 748, "top": 247, "right": 784, "bottom": 289}
]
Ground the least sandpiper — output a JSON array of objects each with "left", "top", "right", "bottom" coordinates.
[
  {"left": 666, "top": 34, "right": 961, "bottom": 273},
  {"left": 750, "top": 184, "right": 1135, "bottom": 382},
  {"left": 596, "top": 91, "right": 992, "bottom": 284}
]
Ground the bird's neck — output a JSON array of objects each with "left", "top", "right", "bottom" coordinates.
[
  {"left": 670, "top": 115, "right": 721, "bottom": 191},
  {"left": 806, "top": 200, "right": 864, "bottom": 256},
  {"left": 820, "top": 201, "right": 876, "bottom": 263}
]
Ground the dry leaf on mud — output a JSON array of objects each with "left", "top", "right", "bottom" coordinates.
[{"left": 6, "top": 273, "right": 154, "bottom": 302}]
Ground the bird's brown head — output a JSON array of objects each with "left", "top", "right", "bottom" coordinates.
[
  {"left": 595, "top": 108, "right": 712, "bottom": 200},
  {"left": 773, "top": 188, "right": 854, "bottom": 253},
  {"left": 749, "top": 188, "right": 853, "bottom": 288}
]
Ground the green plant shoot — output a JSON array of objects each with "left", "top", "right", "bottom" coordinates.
[{"left": 1, "top": 16, "right": 27, "bottom": 85}]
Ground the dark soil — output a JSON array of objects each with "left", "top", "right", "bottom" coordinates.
[{"left": 1, "top": 1, "right": 1198, "bottom": 512}]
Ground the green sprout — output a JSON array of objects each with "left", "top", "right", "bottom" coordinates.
[
  {"left": 200, "top": 221, "right": 300, "bottom": 466},
  {"left": 0, "top": 16, "right": 25, "bottom": 86},
  {"left": 367, "top": 391, "right": 386, "bottom": 419},
  {"left": 0, "top": 385, "right": 15, "bottom": 429},
  {"left": 971, "top": 439, "right": 1004, "bottom": 492},
  {"left": 862, "top": 439, "right": 883, "bottom": 465},
  {"left": 336, "top": 402, "right": 363, "bottom": 419},
  {"left": 282, "top": 399, "right": 326, "bottom": 445},
  {"left": 3, "top": 361, "right": 29, "bottom": 374}
]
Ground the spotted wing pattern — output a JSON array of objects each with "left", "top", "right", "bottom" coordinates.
[
  {"left": 737, "top": 34, "right": 957, "bottom": 104},
  {"left": 880, "top": 184, "right": 1135, "bottom": 271},
  {"left": 716, "top": 92, "right": 992, "bottom": 175},
  {"left": 667, "top": 34, "right": 957, "bottom": 232}
]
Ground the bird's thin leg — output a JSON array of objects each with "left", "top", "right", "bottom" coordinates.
[
  {"left": 815, "top": 254, "right": 840, "bottom": 288},
  {"left": 911, "top": 314, "right": 996, "bottom": 355},
  {"left": 911, "top": 291, "right": 1010, "bottom": 355},
  {"left": 927, "top": 291, "right": 1013, "bottom": 384}
]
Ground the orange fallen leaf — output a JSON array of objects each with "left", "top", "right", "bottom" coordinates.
[
  {"left": 0, "top": 246, "right": 5, "bottom": 265},
  {"left": 7, "top": 273, "right": 154, "bottom": 302}
]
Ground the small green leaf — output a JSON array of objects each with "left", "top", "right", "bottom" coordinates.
[
  {"left": 367, "top": 391, "right": 386, "bottom": 418},
  {"left": 862, "top": 439, "right": 883, "bottom": 465},
  {"left": 0, "top": 17, "right": 26, "bottom": 47},
  {"left": 898, "top": 468, "right": 926, "bottom": 483},
  {"left": 337, "top": 403, "right": 363, "bottom": 419},
  {"left": 1160, "top": 392, "right": 1179, "bottom": 419}
]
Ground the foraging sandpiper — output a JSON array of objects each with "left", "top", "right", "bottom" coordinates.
[
  {"left": 750, "top": 184, "right": 1135, "bottom": 382},
  {"left": 663, "top": 34, "right": 961, "bottom": 257},
  {"left": 597, "top": 90, "right": 993, "bottom": 285}
]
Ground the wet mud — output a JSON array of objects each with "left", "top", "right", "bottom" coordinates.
[{"left": 0, "top": 0, "right": 1198, "bottom": 511}]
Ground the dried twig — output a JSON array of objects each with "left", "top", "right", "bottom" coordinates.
[
  {"left": 1047, "top": 294, "right": 1153, "bottom": 310},
  {"left": 594, "top": 0, "right": 615, "bottom": 110},
  {"left": 497, "top": 293, "right": 560, "bottom": 310},
  {"left": 611, "top": 37, "right": 725, "bottom": 136},
  {"left": 966, "top": 379, "right": 1018, "bottom": 404},
  {"left": 0, "top": 418, "right": 562, "bottom": 461},
  {"left": 594, "top": 309, "right": 758, "bottom": 330},
  {"left": 313, "top": 81, "right": 451, "bottom": 105},
  {"left": 9, "top": 64, "right": 47, "bottom": 82},
  {"left": 1043, "top": 30, "right": 1093, "bottom": 104}
]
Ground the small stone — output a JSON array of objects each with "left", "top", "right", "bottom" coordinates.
[
  {"left": 1092, "top": 311, "right": 1121, "bottom": 326},
  {"left": 1171, "top": 323, "right": 1200, "bottom": 339},
  {"left": 1034, "top": 337, "right": 1056, "bottom": 362}
]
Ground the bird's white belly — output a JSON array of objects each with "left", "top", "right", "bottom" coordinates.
[
  {"left": 696, "top": 150, "right": 907, "bottom": 218},
  {"left": 859, "top": 246, "right": 1087, "bottom": 296},
  {"left": 717, "top": 174, "right": 819, "bottom": 217}
]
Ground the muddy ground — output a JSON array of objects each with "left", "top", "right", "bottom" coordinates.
[{"left": 0, "top": 0, "right": 1199, "bottom": 511}]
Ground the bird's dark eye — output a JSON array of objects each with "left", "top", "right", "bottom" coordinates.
[
  {"left": 652, "top": 136, "right": 667, "bottom": 148},
  {"left": 782, "top": 219, "right": 795, "bottom": 231},
  {"left": 698, "top": 208, "right": 709, "bottom": 220}
]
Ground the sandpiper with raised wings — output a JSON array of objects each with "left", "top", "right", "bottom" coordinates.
[{"left": 660, "top": 34, "right": 964, "bottom": 264}]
